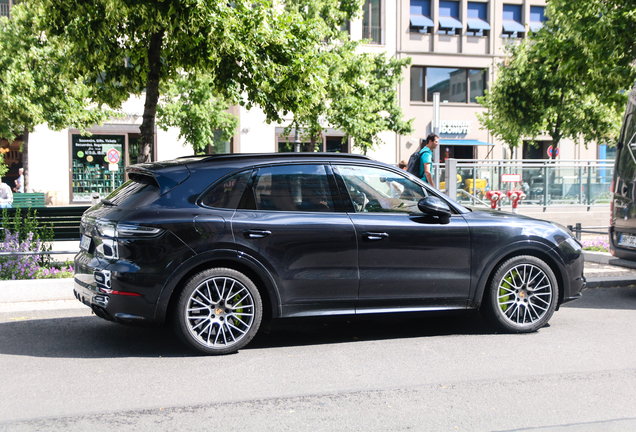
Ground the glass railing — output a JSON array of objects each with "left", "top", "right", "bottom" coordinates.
[{"left": 436, "top": 159, "right": 614, "bottom": 208}]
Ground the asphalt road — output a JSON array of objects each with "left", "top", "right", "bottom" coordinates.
[{"left": 1, "top": 286, "right": 635, "bottom": 431}]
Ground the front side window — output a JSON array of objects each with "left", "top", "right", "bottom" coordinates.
[
  {"left": 250, "top": 165, "right": 335, "bottom": 212},
  {"left": 336, "top": 165, "right": 426, "bottom": 213}
]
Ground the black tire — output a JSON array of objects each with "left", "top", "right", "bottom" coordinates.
[
  {"left": 482, "top": 255, "right": 558, "bottom": 333},
  {"left": 173, "top": 268, "right": 262, "bottom": 355}
]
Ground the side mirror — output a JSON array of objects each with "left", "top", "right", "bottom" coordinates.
[{"left": 417, "top": 196, "right": 452, "bottom": 218}]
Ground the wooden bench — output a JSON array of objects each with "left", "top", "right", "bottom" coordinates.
[
  {"left": 12, "top": 192, "right": 46, "bottom": 208},
  {"left": 2, "top": 206, "right": 90, "bottom": 241}
]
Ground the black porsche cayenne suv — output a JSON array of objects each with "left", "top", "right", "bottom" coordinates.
[{"left": 74, "top": 153, "right": 585, "bottom": 355}]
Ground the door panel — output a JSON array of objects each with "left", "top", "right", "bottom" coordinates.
[
  {"left": 232, "top": 164, "right": 358, "bottom": 308},
  {"left": 334, "top": 164, "right": 471, "bottom": 308}
]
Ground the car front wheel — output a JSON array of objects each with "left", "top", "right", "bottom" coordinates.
[
  {"left": 483, "top": 255, "right": 558, "bottom": 333},
  {"left": 173, "top": 268, "right": 262, "bottom": 355}
]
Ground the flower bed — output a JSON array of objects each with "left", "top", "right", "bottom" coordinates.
[{"left": 581, "top": 236, "right": 609, "bottom": 253}]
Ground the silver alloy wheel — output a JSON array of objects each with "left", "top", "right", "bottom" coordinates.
[
  {"left": 496, "top": 263, "right": 553, "bottom": 326},
  {"left": 185, "top": 276, "right": 255, "bottom": 348}
]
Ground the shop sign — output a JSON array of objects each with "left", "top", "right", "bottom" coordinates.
[
  {"left": 501, "top": 173, "right": 522, "bottom": 182},
  {"left": 440, "top": 120, "right": 472, "bottom": 134},
  {"left": 72, "top": 134, "right": 125, "bottom": 202}
]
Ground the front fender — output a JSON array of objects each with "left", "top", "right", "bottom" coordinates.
[{"left": 469, "top": 239, "right": 568, "bottom": 309}]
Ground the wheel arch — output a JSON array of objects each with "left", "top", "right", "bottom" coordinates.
[
  {"left": 155, "top": 250, "right": 282, "bottom": 324},
  {"left": 471, "top": 244, "right": 566, "bottom": 310}
]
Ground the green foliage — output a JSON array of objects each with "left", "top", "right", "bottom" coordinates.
[
  {"left": 0, "top": 207, "right": 54, "bottom": 279},
  {"left": 0, "top": 3, "right": 111, "bottom": 142},
  {"left": 477, "top": 29, "right": 624, "bottom": 151},
  {"left": 546, "top": 0, "right": 636, "bottom": 107},
  {"left": 33, "top": 0, "right": 411, "bottom": 155},
  {"left": 286, "top": 45, "right": 414, "bottom": 154},
  {"left": 157, "top": 73, "right": 239, "bottom": 155}
]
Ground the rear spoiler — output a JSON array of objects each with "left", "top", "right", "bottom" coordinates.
[{"left": 126, "top": 165, "right": 191, "bottom": 195}]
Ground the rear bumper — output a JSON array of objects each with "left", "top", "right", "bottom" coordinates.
[{"left": 73, "top": 274, "right": 150, "bottom": 324}]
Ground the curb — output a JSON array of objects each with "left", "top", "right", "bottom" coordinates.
[
  {"left": 584, "top": 276, "right": 636, "bottom": 289},
  {"left": 0, "top": 278, "right": 75, "bottom": 304},
  {"left": 583, "top": 251, "right": 636, "bottom": 269}
]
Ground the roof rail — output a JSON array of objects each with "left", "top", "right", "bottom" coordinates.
[{"left": 177, "top": 153, "right": 371, "bottom": 162}]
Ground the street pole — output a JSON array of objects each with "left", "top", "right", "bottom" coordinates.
[
  {"left": 433, "top": 92, "right": 441, "bottom": 188},
  {"left": 294, "top": 129, "right": 301, "bottom": 153}
]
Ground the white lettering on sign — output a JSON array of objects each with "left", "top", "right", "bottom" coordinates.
[
  {"left": 501, "top": 173, "right": 522, "bottom": 182},
  {"left": 440, "top": 120, "right": 472, "bottom": 134}
]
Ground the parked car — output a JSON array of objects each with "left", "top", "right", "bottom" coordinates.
[
  {"left": 74, "top": 153, "right": 585, "bottom": 355},
  {"left": 611, "top": 84, "right": 636, "bottom": 259}
]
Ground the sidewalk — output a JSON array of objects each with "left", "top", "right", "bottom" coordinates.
[{"left": 0, "top": 252, "right": 634, "bottom": 314}]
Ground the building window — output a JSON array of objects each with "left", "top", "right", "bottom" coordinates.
[
  {"left": 529, "top": 6, "right": 546, "bottom": 33},
  {"left": 362, "top": 0, "right": 383, "bottom": 44},
  {"left": 410, "top": 0, "right": 434, "bottom": 34},
  {"left": 467, "top": 2, "right": 491, "bottom": 37},
  {"left": 438, "top": 1, "right": 462, "bottom": 35},
  {"left": 502, "top": 4, "right": 525, "bottom": 38},
  {"left": 410, "top": 66, "right": 426, "bottom": 102},
  {"left": 410, "top": 67, "right": 487, "bottom": 103}
]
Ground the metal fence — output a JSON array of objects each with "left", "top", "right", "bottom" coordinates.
[{"left": 438, "top": 159, "right": 614, "bottom": 209}]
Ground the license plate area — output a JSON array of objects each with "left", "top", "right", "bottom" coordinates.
[
  {"left": 80, "top": 235, "right": 92, "bottom": 251},
  {"left": 618, "top": 233, "right": 636, "bottom": 248}
]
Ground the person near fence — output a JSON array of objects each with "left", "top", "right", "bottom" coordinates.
[
  {"left": 0, "top": 178, "right": 13, "bottom": 208},
  {"left": 419, "top": 133, "right": 439, "bottom": 185},
  {"left": 13, "top": 168, "right": 24, "bottom": 193}
]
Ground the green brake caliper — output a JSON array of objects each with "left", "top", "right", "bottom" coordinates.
[
  {"left": 499, "top": 275, "right": 513, "bottom": 312},
  {"left": 232, "top": 294, "right": 244, "bottom": 327}
]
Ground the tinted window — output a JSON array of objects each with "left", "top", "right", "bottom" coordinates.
[
  {"left": 200, "top": 170, "right": 251, "bottom": 209},
  {"left": 337, "top": 165, "right": 426, "bottom": 213},
  {"left": 251, "top": 165, "right": 334, "bottom": 212},
  {"left": 103, "top": 176, "right": 160, "bottom": 209}
]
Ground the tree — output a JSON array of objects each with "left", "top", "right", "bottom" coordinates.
[
  {"left": 157, "top": 73, "right": 239, "bottom": 155},
  {"left": 0, "top": 3, "right": 109, "bottom": 190},
  {"left": 286, "top": 42, "right": 413, "bottom": 154},
  {"left": 545, "top": 0, "right": 636, "bottom": 106},
  {"left": 477, "top": 27, "right": 623, "bottom": 154},
  {"left": 35, "top": 0, "right": 411, "bottom": 156}
]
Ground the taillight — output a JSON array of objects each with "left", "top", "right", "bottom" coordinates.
[{"left": 610, "top": 180, "right": 615, "bottom": 226}]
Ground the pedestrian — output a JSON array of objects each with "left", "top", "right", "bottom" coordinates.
[
  {"left": 13, "top": 168, "right": 24, "bottom": 193},
  {"left": 0, "top": 178, "right": 13, "bottom": 208},
  {"left": 418, "top": 133, "right": 439, "bottom": 186},
  {"left": 398, "top": 160, "right": 407, "bottom": 170}
]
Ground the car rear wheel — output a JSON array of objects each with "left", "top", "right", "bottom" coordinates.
[
  {"left": 173, "top": 268, "right": 262, "bottom": 355},
  {"left": 483, "top": 255, "right": 558, "bottom": 333}
]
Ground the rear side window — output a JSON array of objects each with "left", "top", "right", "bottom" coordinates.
[
  {"left": 103, "top": 175, "right": 161, "bottom": 209},
  {"left": 200, "top": 171, "right": 251, "bottom": 209},
  {"left": 247, "top": 165, "right": 335, "bottom": 212}
]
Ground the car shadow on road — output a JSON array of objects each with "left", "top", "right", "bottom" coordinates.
[{"left": 0, "top": 310, "right": 496, "bottom": 359}]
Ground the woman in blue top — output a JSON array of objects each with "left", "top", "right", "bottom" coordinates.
[{"left": 419, "top": 133, "right": 439, "bottom": 185}]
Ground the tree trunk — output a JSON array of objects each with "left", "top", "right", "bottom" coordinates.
[
  {"left": 138, "top": 30, "right": 165, "bottom": 164},
  {"left": 22, "top": 126, "right": 29, "bottom": 193},
  {"left": 310, "top": 135, "right": 316, "bottom": 152}
]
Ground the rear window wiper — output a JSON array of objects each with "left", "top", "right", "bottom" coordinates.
[{"left": 101, "top": 198, "right": 117, "bottom": 207}]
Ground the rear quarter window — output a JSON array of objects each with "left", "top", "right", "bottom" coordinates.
[
  {"left": 104, "top": 175, "right": 161, "bottom": 209},
  {"left": 200, "top": 170, "right": 251, "bottom": 209}
]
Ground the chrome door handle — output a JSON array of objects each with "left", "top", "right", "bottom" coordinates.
[
  {"left": 243, "top": 229, "right": 272, "bottom": 239},
  {"left": 363, "top": 232, "right": 389, "bottom": 241}
]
